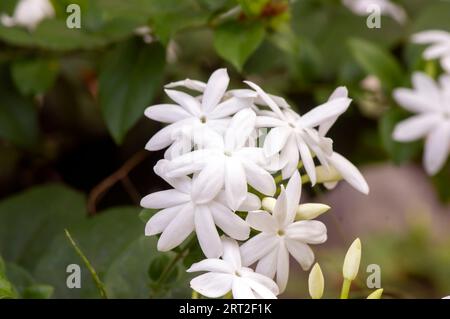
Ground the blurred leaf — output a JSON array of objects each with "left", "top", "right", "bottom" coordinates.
[
  {"left": 0, "top": 184, "right": 86, "bottom": 268},
  {"left": 432, "top": 163, "right": 450, "bottom": 203},
  {"left": 348, "top": 38, "right": 404, "bottom": 90},
  {"left": 379, "top": 108, "right": 421, "bottom": 165},
  {"left": 139, "top": 208, "right": 156, "bottom": 223},
  {"left": 0, "top": 256, "right": 18, "bottom": 299},
  {"left": 99, "top": 39, "right": 165, "bottom": 144},
  {"left": 11, "top": 58, "right": 59, "bottom": 95},
  {"left": 214, "top": 20, "right": 265, "bottom": 71},
  {"left": 22, "top": 284, "right": 54, "bottom": 299},
  {"left": 238, "top": 0, "right": 269, "bottom": 16}
]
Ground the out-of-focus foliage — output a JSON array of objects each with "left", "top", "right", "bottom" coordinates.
[{"left": 0, "top": 0, "right": 449, "bottom": 299}]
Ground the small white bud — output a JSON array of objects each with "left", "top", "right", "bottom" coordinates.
[
  {"left": 296, "top": 203, "right": 330, "bottom": 220},
  {"left": 343, "top": 238, "right": 361, "bottom": 281},
  {"left": 367, "top": 288, "right": 383, "bottom": 299},
  {"left": 315, "top": 166, "right": 342, "bottom": 184},
  {"left": 308, "top": 263, "right": 324, "bottom": 299},
  {"left": 262, "top": 197, "right": 276, "bottom": 212}
]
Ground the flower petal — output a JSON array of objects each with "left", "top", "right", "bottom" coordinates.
[
  {"left": 232, "top": 277, "right": 255, "bottom": 299},
  {"left": 195, "top": 205, "right": 223, "bottom": 258},
  {"left": 241, "top": 268, "right": 279, "bottom": 296},
  {"left": 263, "top": 126, "right": 291, "bottom": 157},
  {"left": 393, "top": 113, "right": 441, "bottom": 142},
  {"left": 273, "top": 187, "right": 288, "bottom": 228},
  {"left": 244, "top": 81, "right": 285, "bottom": 120},
  {"left": 285, "top": 238, "right": 315, "bottom": 271},
  {"left": 209, "top": 97, "right": 250, "bottom": 119},
  {"left": 286, "top": 220, "right": 327, "bottom": 244},
  {"left": 145, "top": 204, "right": 184, "bottom": 236},
  {"left": 242, "top": 160, "right": 276, "bottom": 196},
  {"left": 210, "top": 201, "right": 250, "bottom": 241},
  {"left": 187, "top": 259, "right": 233, "bottom": 274},
  {"left": 158, "top": 203, "right": 194, "bottom": 251},
  {"left": 190, "top": 272, "right": 233, "bottom": 298},
  {"left": 393, "top": 88, "right": 439, "bottom": 113},
  {"left": 144, "top": 104, "right": 191, "bottom": 123},
  {"left": 238, "top": 193, "right": 261, "bottom": 211},
  {"left": 328, "top": 152, "right": 369, "bottom": 194},
  {"left": 240, "top": 233, "right": 278, "bottom": 266},
  {"left": 140, "top": 189, "right": 190, "bottom": 209},
  {"left": 424, "top": 122, "right": 450, "bottom": 175},
  {"left": 202, "top": 68, "right": 229, "bottom": 113},
  {"left": 221, "top": 236, "right": 242, "bottom": 270},
  {"left": 280, "top": 135, "right": 300, "bottom": 179},
  {"left": 165, "top": 89, "right": 202, "bottom": 116},
  {"left": 224, "top": 157, "right": 248, "bottom": 211},
  {"left": 285, "top": 170, "right": 301, "bottom": 225},
  {"left": 276, "top": 241, "right": 290, "bottom": 293},
  {"left": 255, "top": 248, "right": 278, "bottom": 279},
  {"left": 225, "top": 108, "right": 256, "bottom": 150},
  {"left": 191, "top": 160, "right": 225, "bottom": 204},
  {"left": 299, "top": 97, "right": 351, "bottom": 128},
  {"left": 242, "top": 277, "right": 277, "bottom": 299},
  {"left": 246, "top": 211, "right": 277, "bottom": 233},
  {"left": 297, "top": 138, "right": 316, "bottom": 185}
]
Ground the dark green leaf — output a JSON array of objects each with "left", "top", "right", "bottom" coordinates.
[
  {"left": 214, "top": 20, "right": 265, "bottom": 71},
  {"left": 22, "top": 284, "right": 54, "bottom": 299},
  {"left": 99, "top": 39, "right": 165, "bottom": 144},
  {"left": 11, "top": 58, "right": 59, "bottom": 95},
  {"left": 139, "top": 208, "right": 156, "bottom": 223}
]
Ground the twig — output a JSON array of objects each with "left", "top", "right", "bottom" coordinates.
[
  {"left": 64, "top": 229, "right": 108, "bottom": 299},
  {"left": 87, "top": 150, "right": 148, "bottom": 214}
]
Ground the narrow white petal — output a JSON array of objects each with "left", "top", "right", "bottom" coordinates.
[
  {"left": 165, "top": 89, "right": 202, "bottom": 116},
  {"left": 145, "top": 124, "right": 176, "bottom": 151},
  {"left": 191, "top": 160, "right": 225, "bottom": 204},
  {"left": 145, "top": 205, "right": 183, "bottom": 236},
  {"left": 165, "top": 79, "right": 206, "bottom": 92},
  {"left": 285, "top": 238, "right": 315, "bottom": 271},
  {"left": 224, "top": 157, "right": 248, "bottom": 211},
  {"left": 328, "top": 152, "right": 369, "bottom": 194},
  {"left": 241, "top": 268, "right": 279, "bottom": 296},
  {"left": 209, "top": 97, "right": 250, "bottom": 119},
  {"left": 225, "top": 108, "right": 256, "bottom": 150},
  {"left": 190, "top": 273, "right": 233, "bottom": 298},
  {"left": 244, "top": 81, "right": 285, "bottom": 120},
  {"left": 263, "top": 126, "right": 291, "bottom": 157},
  {"left": 195, "top": 205, "right": 223, "bottom": 258},
  {"left": 300, "top": 97, "right": 351, "bottom": 128},
  {"left": 246, "top": 211, "right": 277, "bottom": 233},
  {"left": 221, "top": 236, "right": 242, "bottom": 270},
  {"left": 210, "top": 201, "right": 250, "bottom": 241},
  {"left": 256, "top": 116, "right": 286, "bottom": 128},
  {"left": 423, "top": 122, "right": 450, "bottom": 175},
  {"left": 392, "top": 114, "right": 441, "bottom": 142},
  {"left": 393, "top": 88, "right": 439, "bottom": 113},
  {"left": 285, "top": 170, "right": 301, "bottom": 225},
  {"left": 441, "top": 55, "right": 450, "bottom": 73},
  {"left": 202, "top": 68, "right": 229, "bottom": 113},
  {"left": 144, "top": 104, "right": 191, "bottom": 123},
  {"left": 286, "top": 220, "right": 327, "bottom": 244},
  {"left": 273, "top": 188, "right": 288, "bottom": 228},
  {"left": 319, "top": 87, "right": 349, "bottom": 136},
  {"left": 423, "top": 43, "right": 450, "bottom": 60},
  {"left": 187, "top": 259, "right": 233, "bottom": 274},
  {"left": 240, "top": 233, "right": 278, "bottom": 266},
  {"left": 242, "top": 277, "right": 277, "bottom": 299},
  {"left": 280, "top": 136, "right": 299, "bottom": 179},
  {"left": 140, "top": 189, "right": 190, "bottom": 209},
  {"left": 255, "top": 248, "right": 278, "bottom": 279},
  {"left": 412, "top": 30, "right": 450, "bottom": 44},
  {"left": 276, "top": 241, "right": 290, "bottom": 293},
  {"left": 238, "top": 193, "right": 261, "bottom": 211},
  {"left": 232, "top": 277, "right": 256, "bottom": 299},
  {"left": 242, "top": 160, "right": 276, "bottom": 196},
  {"left": 158, "top": 203, "right": 194, "bottom": 251},
  {"left": 297, "top": 138, "right": 317, "bottom": 185},
  {"left": 412, "top": 72, "right": 442, "bottom": 105}
]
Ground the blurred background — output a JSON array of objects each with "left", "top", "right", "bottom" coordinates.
[{"left": 0, "top": 0, "right": 449, "bottom": 299}]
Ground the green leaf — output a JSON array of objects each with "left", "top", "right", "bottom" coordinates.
[
  {"left": 99, "top": 39, "right": 165, "bottom": 144},
  {"left": 0, "top": 67, "right": 39, "bottom": 149},
  {"left": 379, "top": 108, "right": 422, "bottom": 165},
  {"left": 0, "top": 256, "right": 18, "bottom": 299},
  {"left": 0, "top": 184, "right": 86, "bottom": 268},
  {"left": 139, "top": 208, "right": 156, "bottom": 223},
  {"left": 214, "top": 20, "right": 266, "bottom": 71},
  {"left": 238, "top": 0, "right": 269, "bottom": 16},
  {"left": 11, "top": 58, "right": 59, "bottom": 95},
  {"left": 348, "top": 38, "right": 404, "bottom": 90},
  {"left": 22, "top": 284, "right": 54, "bottom": 299}
]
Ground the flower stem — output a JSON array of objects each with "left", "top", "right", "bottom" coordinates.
[
  {"left": 340, "top": 278, "right": 352, "bottom": 299},
  {"left": 191, "top": 290, "right": 199, "bottom": 299}
]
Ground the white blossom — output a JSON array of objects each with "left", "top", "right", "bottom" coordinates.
[
  {"left": 141, "top": 161, "right": 260, "bottom": 258},
  {"left": 188, "top": 237, "right": 279, "bottom": 299},
  {"left": 1, "top": 0, "right": 54, "bottom": 30},
  {"left": 240, "top": 171, "right": 327, "bottom": 292},
  {"left": 412, "top": 30, "right": 450, "bottom": 74},
  {"left": 342, "top": 0, "right": 406, "bottom": 24},
  {"left": 392, "top": 72, "right": 450, "bottom": 175}
]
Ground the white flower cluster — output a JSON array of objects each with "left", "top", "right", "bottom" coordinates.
[
  {"left": 142, "top": 69, "right": 369, "bottom": 298},
  {"left": 1, "top": 0, "right": 54, "bottom": 30}
]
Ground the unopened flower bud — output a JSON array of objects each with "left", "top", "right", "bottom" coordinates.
[
  {"left": 296, "top": 203, "right": 330, "bottom": 220},
  {"left": 367, "top": 288, "right": 383, "bottom": 299},
  {"left": 343, "top": 238, "right": 361, "bottom": 281},
  {"left": 262, "top": 197, "right": 276, "bottom": 212},
  {"left": 308, "top": 263, "right": 324, "bottom": 299},
  {"left": 315, "top": 166, "right": 342, "bottom": 184}
]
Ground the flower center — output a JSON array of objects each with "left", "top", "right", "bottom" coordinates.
[
  {"left": 224, "top": 150, "right": 232, "bottom": 157},
  {"left": 200, "top": 115, "right": 207, "bottom": 123},
  {"left": 234, "top": 270, "right": 241, "bottom": 277},
  {"left": 288, "top": 122, "right": 296, "bottom": 128},
  {"left": 277, "top": 229, "right": 285, "bottom": 236}
]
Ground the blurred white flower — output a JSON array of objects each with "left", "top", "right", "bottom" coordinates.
[
  {"left": 412, "top": 30, "right": 450, "bottom": 74},
  {"left": 342, "top": 0, "right": 406, "bottom": 24},
  {"left": 134, "top": 26, "right": 154, "bottom": 44},
  {"left": 392, "top": 72, "right": 450, "bottom": 175},
  {"left": 188, "top": 237, "right": 279, "bottom": 299},
  {"left": 240, "top": 171, "right": 327, "bottom": 292},
  {"left": 141, "top": 161, "right": 260, "bottom": 258},
  {"left": 145, "top": 69, "right": 252, "bottom": 158},
  {"left": 162, "top": 108, "right": 277, "bottom": 211},
  {"left": 1, "top": 0, "right": 54, "bottom": 30},
  {"left": 247, "top": 81, "right": 369, "bottom": 194},
  {"left": 443, "top": 296, "right": 450, "bottom": 299}
]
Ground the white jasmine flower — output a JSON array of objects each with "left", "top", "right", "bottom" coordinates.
[
  {"left": 1, "top": 0, "right": 54, "bottom": 30},
  {"left": 145, "top": 69, "right": 252, "bottom": 158},
  {"left": 240, "top": 171, "right": 327, "bottom": 292},
  {"left": 162, "top": 108, "right": 277, "bottom": 211},
  {"left": 412, "top": 30, "right": 450, "bottom": 74},
  {"left": 342, "top": 0, "right": 406, "bottom": 24},
  {"left": 188, "top": 237, "right": 279, "bottom": 299},
  {"left": 247, "top": 81, "right": 369, "bottom": 194},
  {"left": 392, "top": 72, "right": 450, "bottom": 175},
  {"left": 141, "top": 161, "right": 260, "bottom": 258}
]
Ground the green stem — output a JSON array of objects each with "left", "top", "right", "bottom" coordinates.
[
  {"left": 64, "top": 229, "right": 108, "bottom": 299},
  {"left": 340, "top": 278, "right": 352, "bottom": 299},
  {"left": 191, "top": 290, "right": 199, "bottom": 299}
]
